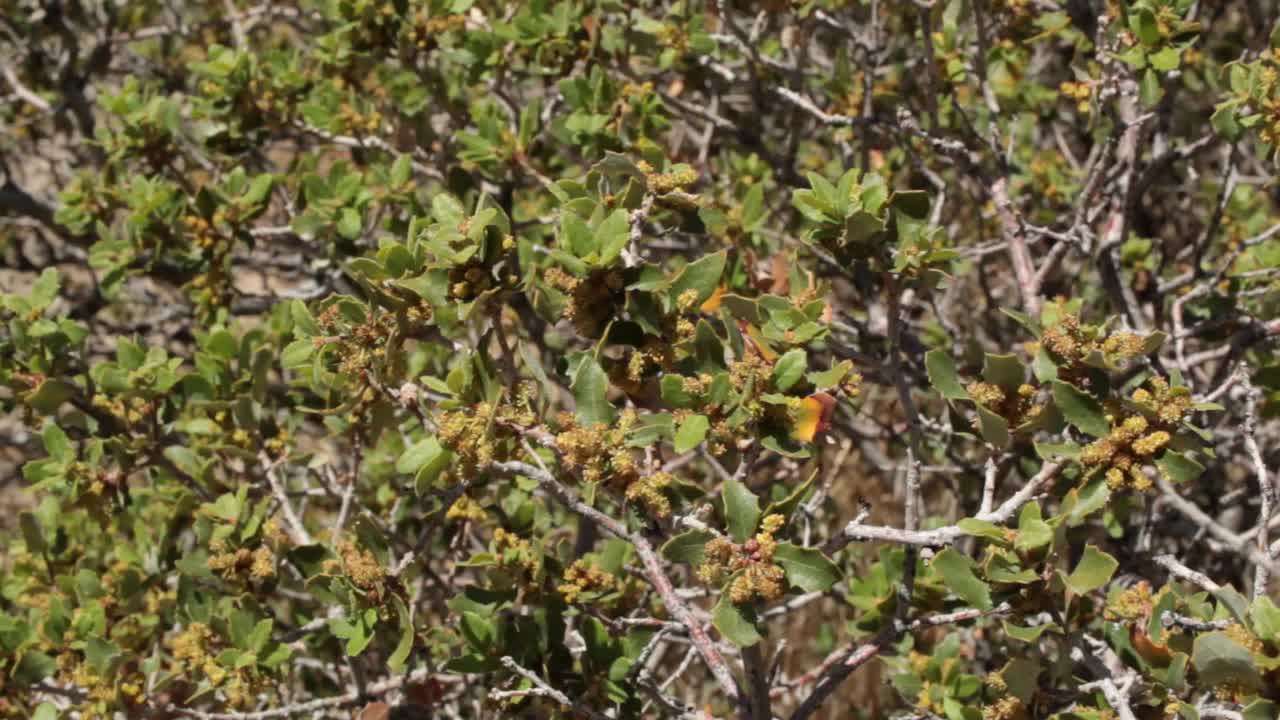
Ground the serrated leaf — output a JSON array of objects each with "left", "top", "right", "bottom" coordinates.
[
  {"left": 660, "top": 530, "right": 714, "bottom": 564},
  {"left": 674, "top": 414, "right": 710, "bottom": 453},
  {"left": 1051, "top": 380, "right": 1109, "bottom": 437},
  {"left": 931, "top": 548, "right": 992, "bottom": 610},
  {"left": 1192, "top": 631, "right": 1261, "bottom": 690},
  {"left": 976, "top": 405, "right": 1010, "bottom": 449},
  {"left": 773, "top": 543, "right": 842, "bottom": 592},
  {"left": 958, "top": 519, "right": 1009, "bottom": 544},
  {"left": 596, "top": 208, "right": 631, "bottom": 264},
  {"left": 712, "top": 593, "right": 761, "bottom": 647},
  {"left": 982, "top": 353, "right": 1025, "bottom": 390},
  {"left": 1015, "top": 504, "right": 1052, "bottom": 551},
  {"left": 670, "top": 251, "right": 726, "bottom": 306},
  {"left": 396, "top": 436, "right": 443, "bottom": 475},
  {"left": 1157, "top": 451, "right": 1204, "bottom": 484},
  {"left": 722, "top": 478, "right": 762, "bottom": 543},
  {"left": 925, "top": 350, "right": 969, "bottom": 400},
  {"left": 1065, "top": 545, "right": 1117, "bottom": 594}
]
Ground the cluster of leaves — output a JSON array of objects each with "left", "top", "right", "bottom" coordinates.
[{"left": 1, "top": 1, "right": 1279, "bottom": 720}]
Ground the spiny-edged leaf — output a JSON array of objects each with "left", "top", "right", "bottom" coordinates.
[
  {"left": 1051, "top": 380, "right": 1109, "bottom": 437},
  {"left": 1251, "top": 596, "right": 1280, "bottom": 644},
  {"left": 999, "top": 657, "right": 1041, "bottom": 705},
  {"left": 1033, "top": 346, "right": 1059, "bottom": 382},
  {"left": 459, "top": 611, "right": 495, "bottom": 652},
  {"left": 396, "top": 436, "right": 443, "bottom": 475},
  {"left": 958, "top": 518, "right": 1010, "bottom": 544},
  {"left": 1242, "top": 699, "right": 1278, "bottom": 720},
  {"left": 670, "top": 251, "right": 727, "bottom": 306},
  {"left": 1035, "top": 441, "right": 1080, "bottom": 460},
  {"left": 976, "top": 405, "right": 1010, "bottom": 449},
  {"left": 84, "top": 636, "right": 121, "bottom": 674},
  {"left": 596, "top": 208, "right": 631, "bottom": 264},
  {"left": 674, "top": 414, "right": 710, "bottom": 453},
  {"left": 772, "top": 348, "right": 808, "bottom": 391},
  {"left": 931, "top": 548, "right": 992, "bottom": 610},
  {"left": 1065, "top": 545, "right": 1117, "bottom": 595},
  {"left": 1003, "top": 620, "right": 1059, "bottom": 643},
  {"left": 1157, "top": 451, "right": 1205, "bottom": 484},
  {"left": 1192, "top": 631, "right": 1261, "bottom": 690},
  {"left": 764, "top": 469, "right": 817, "bottom": 519},
  {"left": 773, "top": 542, "right": 842, "bottom": 592},
  {"left": 722, "top": 478, "right": 762, "bottom": 543},
  {"left": 712, "top": 592, "right": 761, "bottom": 647},
  {"left": 1060, "top": 478, "right": 1111, "bottom": 526},
  {"left": 572, "top": 355, "right": 614, "bottom": 426},
  {"left": 925, "top": 350, "right": 970, "bottom": 401},
  {"left": 982, "top": 353, "right": 1025, "bottom": 390},
  {"left": 1015, "top": 503, "right": 1052, "bottom": 551},
  {"left": 660, "top": 530, "right": 714, "bottom": 564}
]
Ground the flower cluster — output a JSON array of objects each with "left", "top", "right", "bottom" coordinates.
[
  {"left": 697, "top": 514, "right": 788, "bottom": 604},
  {"left": 557, "top": 559, "right": 622, "bottom": 604},
  {"left": 1034, "top": 306, "right": 1149, "bottom": 382},
  {"left": 966, "top": 381, "right": 1043, "bottom": 428},
  {"left": 1080, "top": 377, "right": 1190, "bottom": 491}
]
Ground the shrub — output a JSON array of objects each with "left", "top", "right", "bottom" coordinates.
[{"left": 1, "top": 1, "right": 1279, "bottom": 719}]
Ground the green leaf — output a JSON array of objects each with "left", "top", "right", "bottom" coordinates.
[
  {"left": 660, "top": 530, "right": 714, "bottom": 564},
  {"left": 1157, "top": 451, "right": 1204, "bottom": 484},
  {"left": 982, "top": 353, "right": 1025, "bottom": 390},
  {"left": 1065, "top": 545, "right": 1117, "bottom": 595},
  {"left": 958, "top": 519, "right": 1009, "bottom": 544},
  {"left": 19, "top": 512, "right": 46, "bottom": 553},
  {"left": 674, "top": 414, "right": 710, "bottom": 453},
  {"left": 41, "top": 422, "right": 71, "bottom": 461},
  {"left": 773, "top": 543, "right": 842, "bottom": 592},
  {"left": 26, "top": 269, "right": 60, "bottom": 311},
  {"left": 925, "top": 350, "right": 970, "bottom": 400},
  {"left": 1251, "top": 596, "right": 1280, "bottom": 643},
  {"left": 669, "top": 251, "right": 726, "bottom": 306},
  {"left": 85, "top": 636, "right": 121, "bottom": 674},
  {"left": 1243, "top": 699, "right": 1278, "bottom": 720},
  {"left": 597, "top": 208, "right": 631, "bottom": 264},
  {"left": 281, "top": 339, "right": 314, "bottom": 368},
  {"left": 397, "top": 436, "right": 444, "bottom": 475},
  {"left": 1211, "top": 102, "right": 1242, "bottom": 141},
  {"left": 32, "top": 703, "right": 58, "bottom": 720},
  {"left": 388, "top": 597, "right": 413, "bottom": 671},
  {"left": 712, "top": 593, "right": 761, "bottom": 647},
  {"left": 337, "top": 207, "right": 363, "bottom": 240},
  {"left": 772, "top": 348, "right": 807, "bottom": 391},
  {"left": 1014, "top": 504, "right": 1052, "bottom": 551},
  {"left": 1130, "top": 7, "right": 1160, "bottom": 45},
  {"left": 1140, "top": 67, "right": 1164, "bottom": 108},
  {"left": 931, "top": 548, "right": 992, "bottom": 610},
  {"left": 1051, "top": 380, "right": 1109, "bottom": 437},
  {"left": 1192, "top": 631, "right": 1261, "bottom": 690},
  {"left": 976, "top": 406, "right": 1010, "bottom": 449},
  {"left": 1003, "top": 621, "right": 1058, "bottom": 643},
  {"left": 572, "top": 355, "right": 614, "bottom": 427},
  {"left": 722, "top": 478, "right": 762, "bottom": 543}
]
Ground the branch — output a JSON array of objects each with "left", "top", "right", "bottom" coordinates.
[
  {"left": 825, "top": 460, "right": 1066, "bottom": 553},
  {"left": 492, "top": 460, "right": 745, "bottom": 714}
]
